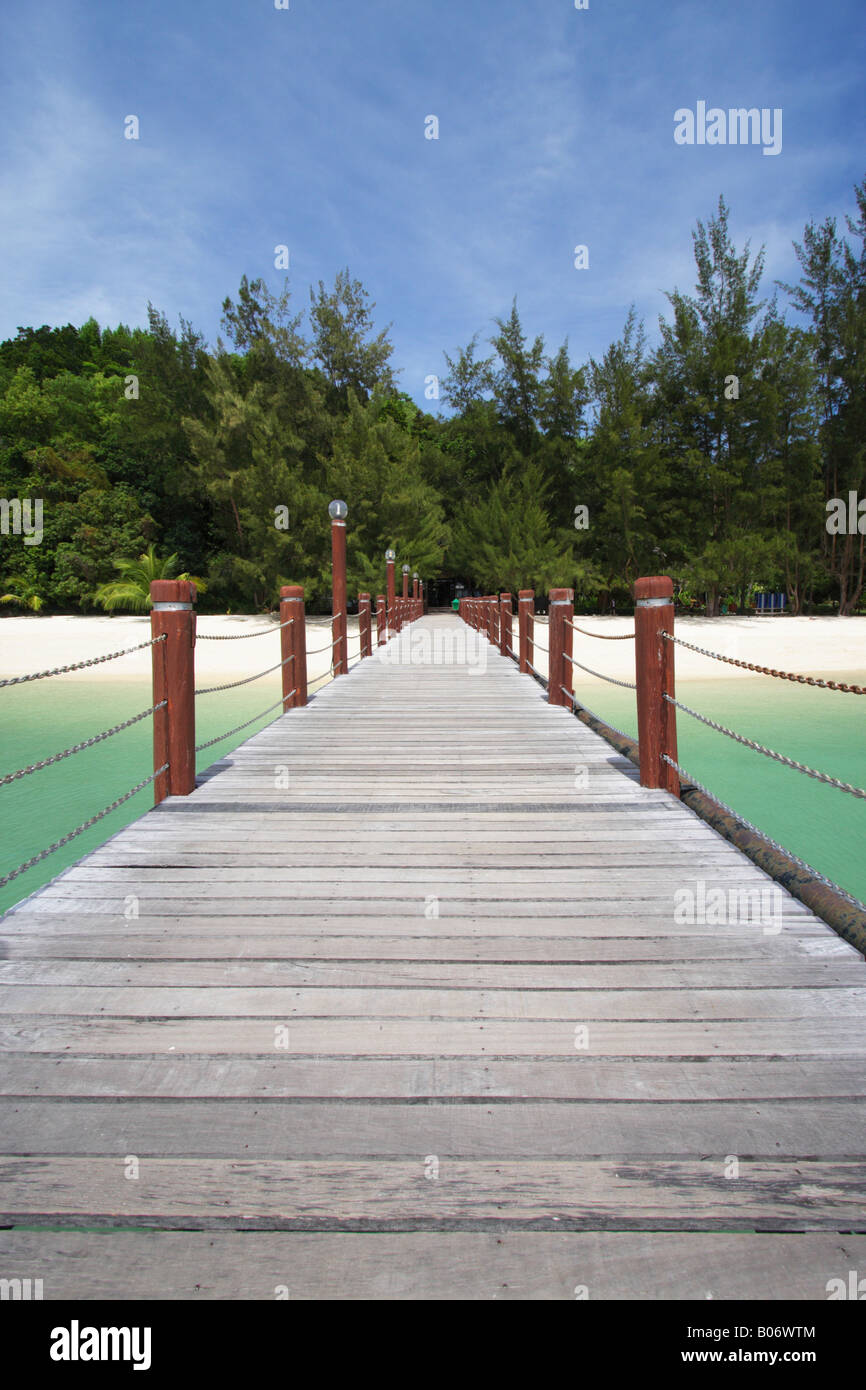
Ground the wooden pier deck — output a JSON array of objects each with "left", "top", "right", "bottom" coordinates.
[{"left": 1, "top": 613, "right": 865, "bottom": 1299}]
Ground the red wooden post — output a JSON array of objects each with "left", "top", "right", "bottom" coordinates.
[
  {"left": 330, "top": 500, "right": 348, "bottom": 677},
  {"left": 486, "top": 596, "right": 496, "bottom": 645},
  {"left": 150, "top": 579, "right": 196, "bottom": 804},
  {"left": 548, "top": 587, "right": 574, "bottom": 707},
  {"left": 634, "top": 576, "right": 679, "bottom": 794},
  {"left": 359, "top": 592, "right": 372, "bottom": 659},
  {"left": 385, "top": 549, "right": 396, "bottom": 637},
  {"left": 518, "top": 589, "right": 534, "bottom": 673},
  {"left": 376, "top": 595, "right": 386, "bottom": 646},
  {"left": 499, "top": 592, "right": 511, "bottom": 657},
  {"left": 280, "top": 584, "right": 307, "bottom": 709}
]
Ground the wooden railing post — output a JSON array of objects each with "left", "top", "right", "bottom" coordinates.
[
  {"left": 151, "top": 579, "right": 196, "bottom": 804},
  {"left": 376, "top": 595, "right": 386, "bottom": 646},
  {"left": 280, "top": 584, "right": 307, "bottom": 709},
  {"left": 486, "top": 596, "right": 496, "bottom": 645},
  {"left": 548, "top": 587, "right": 574, "bottom": 706},
  {"left": 329, "top": 500, "right": 348, "bottom": 677},
  {"left": 499, "top": 592, "right": 511, "bottom": 658},
  {"left": 634, "top": 576, "right": 679, "bottom": 794},
  {"left": 385, "top": 549, "right": 396, "bottom": 637},
  {"left": 359, "top": 592, "right": 372, "bottom": 659},
  {"left": 518, "top": 589, "right": 534, "bottom": 673}
]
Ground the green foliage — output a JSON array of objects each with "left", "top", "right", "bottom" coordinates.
[{"left": 2, "top": 182, "right": 865, "bottom": 619}]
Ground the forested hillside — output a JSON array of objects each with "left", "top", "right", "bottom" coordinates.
[{"left": 1, "top": 185, "right": 864, "bottom": 616}]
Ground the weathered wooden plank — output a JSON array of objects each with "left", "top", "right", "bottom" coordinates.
[
  {"left": 3, "top": 959, "right": 860, "bottom": 988},
  {"left": 1, "top": 1228, "right": 861, "bottom": 1299},
  {"left": 4, "top": 1099, "right": 865, "bottom": 1157},
  {"left": 2, "top": 985, "right": 864, "bottom": 1019},
  {"left": 1, "top": 931, "right": 846, "bottom": 961},
  {"left": 3, "top": 1056, "right": 864, "bottom": 1101},
  {"left": 2, "top": 1017, "right": 864, "bottom": 1055},
  {"left": 2, "top": 1156, "right": 863, "bottom": 1230}
]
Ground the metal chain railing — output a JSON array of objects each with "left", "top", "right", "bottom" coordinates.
[
  {"left": 662, "top": 754, "right": 866, "bottom": 912},
  {"left": 0, "top": 763, "right": 170, "bottom": 889},
  {"left": 659, "top": 631, "right": 866, "bottom": 695},
  {"left": 560, "top": 686, "right": 635, "bottom": 743},
  {"left": 195, "top": 654, "right": 293, "bottom": 696},
  {"left": 567, "top": 620, "right": 634, "bottom": 641},
  {"left": 195, "top": 695, "right": 291, "bottom": 754},
  {"left": 198, "top": 618, "right": 293, "bottom": 641},
  {"left": 568, "top": 652, "right": 637, "bottom": 691},
  {"left": 663, "top": 693, "right": 866, "bottom": 800},
  {"left": 1, "top": 702, "right": 167, "bottom": 785},
  {"left": 0, "top": 635, "right": 166, "bottom": 688}
]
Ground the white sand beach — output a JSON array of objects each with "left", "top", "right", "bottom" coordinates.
[
  {"left": 0, "top": 613, "right": 361, "bottom": 687},
  {"left": 0, "top": 612, "right": 864, "bottom": 684}
]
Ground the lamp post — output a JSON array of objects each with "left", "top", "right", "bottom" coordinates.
[
  {"left": 385, "top": 548, "right": 396, "bottom": 637},
  {"left": 402, "top": 564, "right": 410, "bottom": 630},
  {"left": 329, "top": 500, "right": 348, "bottom": 677}
]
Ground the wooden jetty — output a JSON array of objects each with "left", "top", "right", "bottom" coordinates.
[{"left": 1, "top": 614, "right": 865, "bottom": 1299}]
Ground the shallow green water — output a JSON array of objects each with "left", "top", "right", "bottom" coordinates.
[{"left": 1, "top": 666, "right": 864, "bottom": 917}]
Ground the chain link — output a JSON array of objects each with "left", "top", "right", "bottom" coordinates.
[
  {"left": 198, "top": 618, "right": 294, "bottom": 641},
  {"left": 664, "top": 693, "right": 866, "bottom": 799},
  {"left": 1, "top": 702, "right": 166, "bottom": 785},
  {"left": 195, "top": 696, "right": 290, "bottom": 754},
  {"left": 662, "top": 754, "right": 866, "bottom": 912},
  {"left": 0, "top": 635, "right": 166, "bottom": 688},
  {"left": 0, "top": 764, "right": 169, "bottom": 889},
  {"left": 567, "top": 620, "right": 635, "bottom": 641},
  {"left": 659, "top": 630, "right": 866, "bottom": 694},
  {"left": 561, "top": 686, "right": 635, "bottom": 742},
  {"left": 569, "top": 654, "right": 637, "bottom": 690},
  {"left": 195, "top": 654, "right": 292, "bottom": 696}
]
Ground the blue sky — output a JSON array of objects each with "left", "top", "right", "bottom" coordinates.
[{"left": 1, "top": 0, "right": 864, "bottom": 408}]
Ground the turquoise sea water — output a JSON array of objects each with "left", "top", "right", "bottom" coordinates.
[{"left": 1, "top": 664, "right": 864, "bottom": 917}]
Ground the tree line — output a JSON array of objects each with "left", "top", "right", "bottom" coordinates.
[{"left": 1, "top": 178, "right": 864, "bottom": 616}]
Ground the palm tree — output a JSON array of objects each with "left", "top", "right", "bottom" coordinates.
[
  {"left": 1, "top": 583, "right": 44, "bottom": 612},
  {"left": 94, "top": 544, "right": 206, "bottom": 612}
]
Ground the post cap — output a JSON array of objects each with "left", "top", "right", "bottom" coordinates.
[
  {"left": 385, "top": 548, "right": 396, "bottom": 561},
  {"left": 150, "top": 579, "right": 196, "bottom": 604},
  {"left": 634, "top": 576, "right": 673, "bottom": 600},
  {"left": 328, "top": 500, "right": 348, "bottom": 520},
  {"left": 402, "top": 564, "right": 410, "bottom": 573}
]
